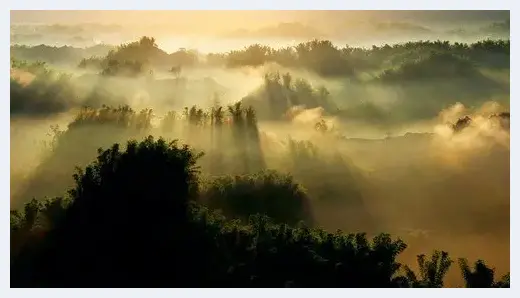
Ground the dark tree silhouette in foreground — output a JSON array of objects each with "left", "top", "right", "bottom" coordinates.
[
  {"left": 10, "top": 137, "right": 510, "bottom": 288},
  {"left": 402, "top": 251, "right": 453, "bottom": 288},
  {"left": 458, "top": 258, "right": 510, "bottom": 288},
  {"left": 11, "top": 136, "right": 204, "bottom": 287}
]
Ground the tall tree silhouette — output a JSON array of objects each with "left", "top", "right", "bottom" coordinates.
[
  {"left": 403, "top": 251, "right": 453, "bottom": 287},
  {"left": 458, "top": 258, "right": 510, "bottom": 288},
  {"left": 12, "top": 136, "right": 203, "bottom": 287}
]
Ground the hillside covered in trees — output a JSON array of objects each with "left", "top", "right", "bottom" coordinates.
[
  {"left": 10, "top": 33, "right": 510, "bottom": 288},
  {"left": 10, "top": 37, "right": 510, "bottom": 124}
]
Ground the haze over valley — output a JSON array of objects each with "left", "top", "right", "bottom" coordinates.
[{"left": 10, "top": 10, "right": 510, "bottom": 288}]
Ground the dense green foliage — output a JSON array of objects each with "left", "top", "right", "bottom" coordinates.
[{"left": 10, "top": 137, "right": 510, "bottom": 287}]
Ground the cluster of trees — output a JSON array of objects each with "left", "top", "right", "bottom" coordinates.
[
  {"left": 77, "top": 37, "right": 199, "bottom": 76},
  {"left": 241, "top": 72, "right": 334, "bottom": 121},
  {"left": 157, "top": 101, "right": 266, "bottom": 175},
  {"left": 207, "top": 39, "right": 509, "bottom": 77},
  {"left": 11, "top": 44, "right": 113, "bottom": 65},
  {"left": 99, "top": 59, "right": 150, "bottom": 78},
  {"left": 12, "top": 102, "right": 365, "bottom": 228},
  {"left": 12, "top": 37, "right": 509, "bottom": 79},
  {"left": 10, "top": 57, "right": 139, "bottom": 117},
  {"left": 201, "top": 170, "right": 313, "bottom": 225},
  {"left": 235, "top": 67, "right": 505, "bottom": 126},
  {"left": 377, "top": 52, "right": 480, "bottom": 83},
  {"left": 10, "top": 59, "right": 228, "bottom": 126},
  {"left": 224, "top": 40, "right": 354, "bottom": 77},
  {"left": 11, "top": 102, "right": 259, "bottom": 205},
  {"left": 10, "top": 136, "right": 510, "bottom": 287},
  {"left": 10, "top": 58, "right": 78, "bottom": 117},
  {"left": 358, "top": 39, "right": 510, "bottom": 71},
  {"left": 10, "top": 58, "right": 49, "bottom": 74},
  {"left": 10, "top": 37, "right": 198, "bottom": 77},
  {"left": 76, "top": 37, "right": 159, "bottom": 77},
  {"left": 77, "top": 56, "right": 105, "bottom": 70}
]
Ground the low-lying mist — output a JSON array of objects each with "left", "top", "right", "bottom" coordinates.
[
  {"left": 10, "top": 37, "right": 510, "bottom": 287},
  {"left": 10, "top": 101, "right": 510, "bottom": 285}
]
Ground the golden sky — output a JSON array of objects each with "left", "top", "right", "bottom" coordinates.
[{"left": 11, "top": 11, "right": 509, "bottom": 30}]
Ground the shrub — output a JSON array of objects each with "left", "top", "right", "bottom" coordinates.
[{"left": 202, "top": 170, "right": 313, "bottom": 225}]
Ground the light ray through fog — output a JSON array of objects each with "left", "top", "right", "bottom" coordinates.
[{"left": 10, "top": 10, "right": 510, "bottom": 287}]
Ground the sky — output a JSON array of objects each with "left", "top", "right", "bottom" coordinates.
[
  {"left": 11, "top": 10, "right": 510, "bottom": 31},
  {"left": 10, "top": 10, "right": 509, "bottom": 52}
]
